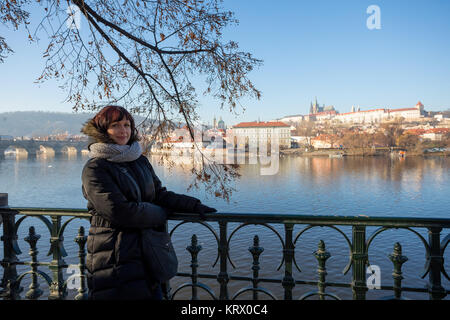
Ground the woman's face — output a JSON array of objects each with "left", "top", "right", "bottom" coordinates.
[{"left": 107, "top": 118, "right": 132, "bottom": 145}]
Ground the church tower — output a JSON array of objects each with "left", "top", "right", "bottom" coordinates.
[
  {"left": 218, "top": 117, "right": 225, "bottom": 130},
  {"left": 313, "top": 97, "right": 319, "bottom": 114},
  {"left": 416, "top": 101, "right": 424, "bottom": 115},
  {"left": 310, "top": 97, "right": 320, "bottom": 114}
]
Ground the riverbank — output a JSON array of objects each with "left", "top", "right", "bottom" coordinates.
[
  {"left": 280, "top": 148, "right": 450, "bottom": 157},
  {"left": 149, "top": 147, "right": 449, "bottom": 158}
]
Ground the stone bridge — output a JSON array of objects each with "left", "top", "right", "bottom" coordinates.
[{"left": 0, "top": 140, "right": 88, "bottom": 159}]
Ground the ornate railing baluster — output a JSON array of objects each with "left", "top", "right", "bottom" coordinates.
[
  {"left": 0, "top": 208, "right": 21, "bottom": 300},
  {"left": 74, "top": 226, "right": 88, "bottom": 300},
  {"left": 314, "top": 240, "right": 331, "bottom": 300},
  {"left": 352, "top": 225, "right": 368, "bottom": 300},
  {"left": 217, "top": 221, "right": 229, "bottom": 300},
  {"left": 387, "top": 242, "right": 408, "bottom": 300},
  {"left": 427, "top": 227, "right": 446, "bottom": 300},
  {"left": 24, "top": 226, "right": 43, "bottom": 299},
  {"left": 48, "top": 216, "right": 67, "bottom": 300},
  {"left": 248, "top": 235, "right": 264, "bottom": 300},
  {"left": 282, "top": 223, "right": 295, "bottom": 300},
  {"left": 186, "top": 234, "right": 202, "bottom": 300}
]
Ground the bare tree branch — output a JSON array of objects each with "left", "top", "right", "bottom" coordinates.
[{"left": 0, "top": 0, "right": 262, "bottom": 200}]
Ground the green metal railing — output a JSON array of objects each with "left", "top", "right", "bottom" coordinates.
[{"left": 1, "top": 200, "right": 449, "bottom": 300}]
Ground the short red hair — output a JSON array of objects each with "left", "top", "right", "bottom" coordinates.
[{"left": 92, "top": 105, "right": 139, "bottom": 144}]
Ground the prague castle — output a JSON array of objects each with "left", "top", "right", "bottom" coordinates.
[
  {"left": 309, "top": 97, "right": 336, "bottom": 114},
  {"left": 334, "top": 101, "right": 425, "bottom": 124},
  {"left": 277, "top": 99, "right": 430, "bottom": 125}
]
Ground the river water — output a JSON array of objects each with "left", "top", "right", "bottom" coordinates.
[{"left": 1, "top": 154, "right": 449, "bottom": 299}]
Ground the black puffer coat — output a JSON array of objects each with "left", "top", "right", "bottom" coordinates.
[{"left": 81, "top": 121, "right": 201, "bottom": 300}]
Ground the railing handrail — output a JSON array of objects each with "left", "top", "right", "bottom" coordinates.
[
  {"left": 4, "top": 207, "right": 450, "bottom": 228},
  {"left": 1, "top": 205, "right": 449, "bottom": 300}
]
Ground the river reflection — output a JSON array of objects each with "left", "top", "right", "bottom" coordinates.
[
  {"left": 0, "top": 154, "right": 449, "bottom": 299},
  {"left": 153, "top": 155, "right": 450, "bottom": 218},
  {"left": 2, "top": 153, "right": 448, "bottom": 215}
]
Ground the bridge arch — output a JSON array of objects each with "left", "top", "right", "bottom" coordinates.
[
  {"left": 36, "top": 145, "right": 55, "bottom": 159},
  {"left": 4, "top": 146, "right": 28, "bottom": 159},
  {"left": 61, "top": 146, "right": 77, "bottom": 154}
]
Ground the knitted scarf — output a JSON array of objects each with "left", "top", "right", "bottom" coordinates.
[{"left": 89, "top": 141, "right": 142, "bottom": 163}]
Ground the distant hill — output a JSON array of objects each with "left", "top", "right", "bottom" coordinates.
[{"left": 0, "top": 111, "right": 147, "bottom": 138}]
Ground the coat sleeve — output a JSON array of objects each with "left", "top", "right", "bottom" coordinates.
[
  {"left": 82, "top": 159, "right": 168, "bottom": 229},
  {"left": 144, "top": 158, "right": 200, "bottom": 213}
]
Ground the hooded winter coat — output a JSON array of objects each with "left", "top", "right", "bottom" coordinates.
[{"left": 81, "top": 119, "right": 201, "bottom": 300}]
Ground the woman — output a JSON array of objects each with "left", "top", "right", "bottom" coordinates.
[{"left": 81, "top": 105, "right": 216, "bottom": 300}]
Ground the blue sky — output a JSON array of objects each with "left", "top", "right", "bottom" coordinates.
[{"left": 0, "top": 0, "right": 449, "bottom": 126}]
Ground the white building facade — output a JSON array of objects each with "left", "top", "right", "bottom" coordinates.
[
  {"left": 321, "top": 102, "right": 425, "bottom": 124},
  {"left": 232, "top": 121, "right": 291, "bottom": 149}
]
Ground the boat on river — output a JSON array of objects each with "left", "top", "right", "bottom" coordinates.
[{"left": 329, "top": 153, "right": 344, "bottom": 158}]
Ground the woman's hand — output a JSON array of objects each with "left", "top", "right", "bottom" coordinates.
[{"left": 193, "top": 203, "right": 217, "bottom": 219}]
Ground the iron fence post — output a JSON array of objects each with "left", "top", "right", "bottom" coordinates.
[
  {"left": 388, "top": 242, "right": 408, "bottom": 300},
  {"left": 24, "top": 226, "right": 43, "bottom": 299},
  {"left": 314, "top": 240, "right": 331, "bottom": 300},
  {"left": 217, "top": 220, "right": 229, "bottom": 300},
  {"left": 74, "top": 226, "right": 88, "bottom": 300},
  {"left": 0, "top": 194, "right": 21, "bottom": 299},
  {"left": 282, "top": 223, "right": 295, "bottom": 300},
  {"left": 162, "top": 221, "right": 173, "bottom": 300},
  {"left": 427, "top": 227, "right": 446, "bottom": 300},
  {"left": 351, "top": 225, "right": 368, "bottom": 300},
  {"left": 48, "top": 215, "right": 67, "bottom": 300},
  {"left": 186, "top": 234, "right": 202, "bottom": 300},
  {"left": 249, "top": 235, "right": 264, "bottom": 300}
]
